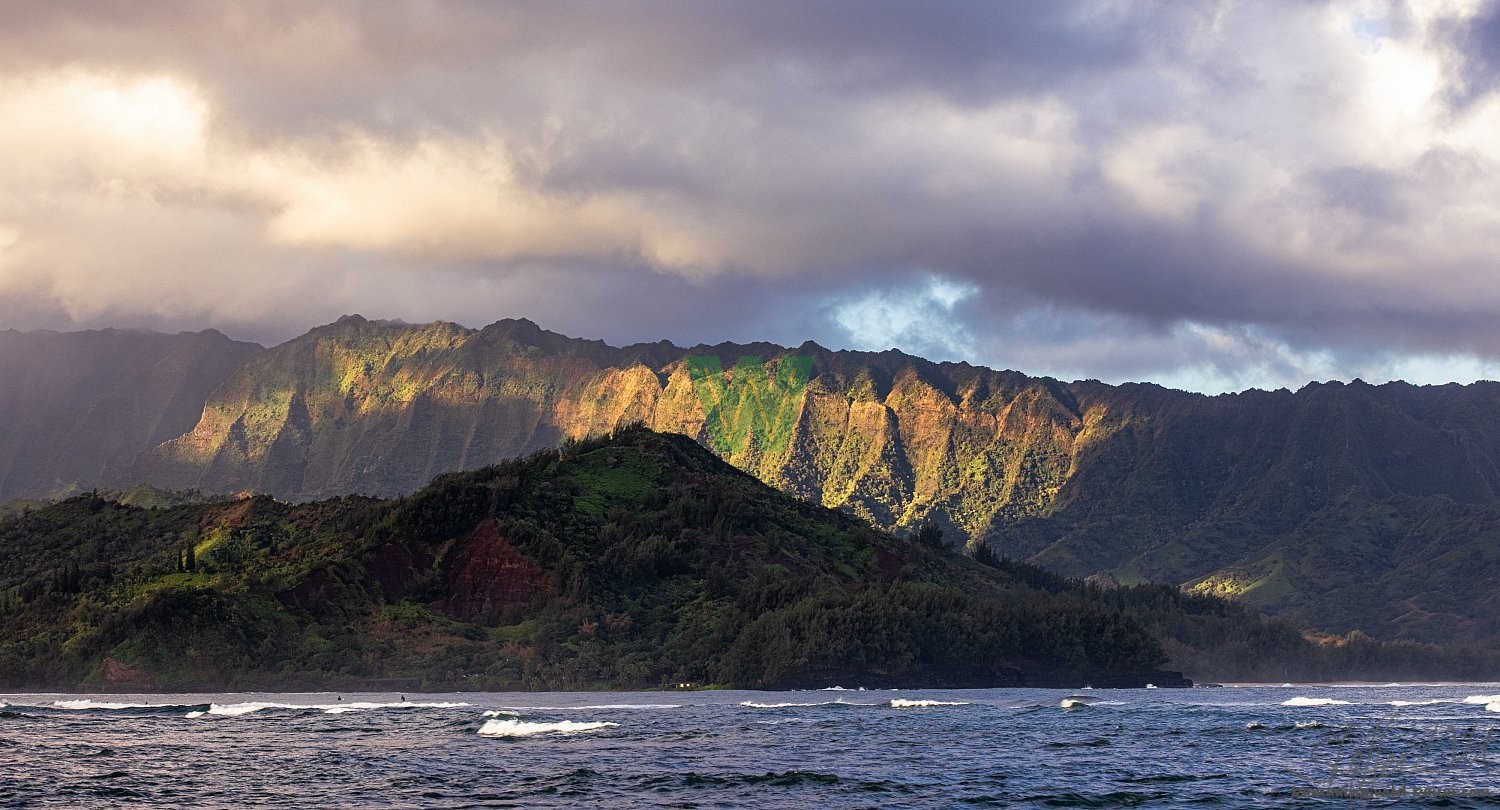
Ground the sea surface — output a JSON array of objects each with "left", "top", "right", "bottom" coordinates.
[{"left": 3, "top": 683, "right": 1499, "bottom": 807}]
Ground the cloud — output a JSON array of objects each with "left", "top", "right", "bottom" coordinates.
[
  {"left": 832, "top": 275, "right": 979, "bottom": 361},
  {"left": 2, "top": 1, "right": 1500, "bottom": 391}
]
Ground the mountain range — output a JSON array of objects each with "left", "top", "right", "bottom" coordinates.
[{"left": 3, "top": 316, "right": 1498, "bottom": 647}]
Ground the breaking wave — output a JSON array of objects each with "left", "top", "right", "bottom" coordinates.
[
  {"left": 1462, "top": 695, "right": 1500, "bottom": 705},
  {"left": 54, "top": 700, "right": 162, "bottom": 711},
  {"left": 476, "top": 717, "right": 618, "bottom": 737},
  {"left": 1280, "top": 697, "right": 1350, "bottom": 707},
  {"left": 187, "top": 700, "right": 467, "bottom": 718},
  {"left": 889, "top": 699, "right": 969, "bottom": 708},
  {"left": 489, "top": 704, "right": 680, "bottom": 711}
]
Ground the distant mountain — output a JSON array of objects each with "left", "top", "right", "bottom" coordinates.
[
  {"left": 0, "top": 328, "right": 260, "bottom": 501},
  {"left": 6, "top": 317, "right": 1500, "bottom": 648}
]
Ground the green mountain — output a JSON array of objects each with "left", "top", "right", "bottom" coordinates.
[
  {"left": 0, "top": 327, "right": 260, "bottom": 501},
  {"left": 5, "top": 426, "right": 1486, "bottom": 691},
  {"left": 6, "top": 317, "right": 1500, "bottom": 650},
  {"left": 0, "top": 426, "right": 1188, "bottom": 690}
]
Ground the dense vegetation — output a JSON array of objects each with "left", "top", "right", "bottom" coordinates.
[
  {"left": 2, "top": 427, "right": 1492, "bottom": 691},
  {"left": 8, "top": 319, "right": 1500, "bottom": 649},
  {"left": 0, "top": 427, "right": 1169, "bottom": 690}
]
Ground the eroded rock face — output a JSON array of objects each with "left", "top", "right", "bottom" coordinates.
[
  {"left": 443, "top": 519, "right": 554, "bottom": 621},
  {"left": 111, "top": 317, "right": 1500, "bottom": 642},
  {"left": 129, "top": 317, "right": 1089, "bottom": 546}
]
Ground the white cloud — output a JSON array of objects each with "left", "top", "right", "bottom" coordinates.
[{"left": 832, "top": 276, "right": 980, "bottom": 361}]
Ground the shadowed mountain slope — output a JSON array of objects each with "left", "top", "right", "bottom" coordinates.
[{"left": 0, "top": 328, "right": 261, "bottom": 501}]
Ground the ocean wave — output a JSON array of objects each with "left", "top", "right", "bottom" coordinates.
[
  {"left": 51, "top": 699, "right": 212, "bottom": 715},
  {"left": 739, "top": 699, "right": 877, "bottom": 709},
  {"left": 1060, "top": 698, "right": 1092, "bottom": 709},
  {"left": 53, "top": 700, "right": 159, "bottom": 710},
  {"left": 888, "top": 699, "right": 969, "bottom": 708},
  {"left": 189, "top": 700, "right": 468, "bottom": 718},
  {"left": 1294, "top": 720, "right": 1325, "bottom": 729},
  {"left": 1280, "top": 697, "right": 1350, "bottom": 707},
  {"left": 476, "top": 717, "right": 618, "bottom": 737},
  {"left": 1462, "top": 695, "right": 1500, "bottom": 705},
  {"left": 1488, "top": 702, "right": 1500, "bottom": 713},
  {"left": 1389, "top": 699, "right": 1448, "bottom": 706},
  {"left": 489, "top": 703, "right": 680, "bottom": 711}
]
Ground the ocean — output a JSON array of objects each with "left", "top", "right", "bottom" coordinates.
[{"left": 2, "top": 684, "right": 1497, "bottom": 807}]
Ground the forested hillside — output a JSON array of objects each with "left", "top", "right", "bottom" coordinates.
[
  {"left": 2, "top": 427, "right": 1490, "bottom": 691},
  {"left": 8, "top": 318, "right": 1500, "bottom": 647}
]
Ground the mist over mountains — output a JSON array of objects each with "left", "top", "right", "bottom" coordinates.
[{"left": 4, "top": 316, "right": 1499, "bottom": 646}]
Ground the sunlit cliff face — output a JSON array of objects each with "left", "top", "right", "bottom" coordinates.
[{"left": 4, "top": 1, "right": 1500, "bottom": 393}]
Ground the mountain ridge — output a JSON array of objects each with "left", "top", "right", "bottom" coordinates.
[{"left": 5, "top": 318, "right": 1500, "bottom": 647}]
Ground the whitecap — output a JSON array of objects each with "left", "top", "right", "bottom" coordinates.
[
  {"left": 740, "top": 701, "right": 824, "bottom": 708},
  {"left": 476, "top": 717, "right": 617, "bottom": 737},
  {"left": 1389, "top": 699, "right": 1446, "bottom": 707},
  {"left": 889, "top": 699, "right": 969, "bottom": 708},
  {"left": 1245, "top": 721, "right": 1266, "bottom": 730},
  {"left": 203, "top": 702, "right": 299, "bottom": 716},
  {"left": 1295, "top": 720, "right": 1325, "bottom": 729},
  {"left": 53, "top": 700, "right": 156, "bottom": 710},
  {"left": 1463, "top": 695, "right": 1500, "bottom": 705},
  {"left": 1060, "top": 698, "right": 1091, "bottom": 709},
  {"left": 1281, "top": 697, "right": 1350, "bottom": 707},
  {"left": 820, "top": 686, "right": 850, "bottom": 691},
  {"left": 195, "top": 700, "right": 469, "bottom": 717},
  {"left": 1487, "top": 702, "right": 1500, "bottom": 713},
  {"left": 482, "top": 709, "right": 519, "bottom": 718},
  {"left": 567, "top": 704, "right": 680, "bottom": 710}
]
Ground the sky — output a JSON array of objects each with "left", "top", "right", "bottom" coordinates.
[{"left": 3, "top": 1, "right": 1500, "bottom": 393}]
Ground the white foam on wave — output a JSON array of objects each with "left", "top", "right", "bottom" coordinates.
[
  {"left": 889, "top": 699, "right": 969, "bottom": 708},
  {"left": 192, "top": 700, "right": 468, "bottom": 717},
  {"left": 1060, "top": 698, "right": 1091, "bottom": 709},
  {"left": 1245, "top": 721, "right": 1266, "bottom": 730},
  {"left": 1463, "top": 695, "right": 1500, "bottom": 705},
  {"left": 53, "top": 700, "right": 156, "bottom": 710},
  {"left": 1281, "top": 697, "right": 1351, "bottom": 707},
  {"left": 476, "top": 717, "right": 617, "bottom": 737},
  {"left": 739, "top": 698, "right": 876, "bottom": 709},
  {"left": 1390, "top": 699, "right": 1447, "bottom": 706},
  {"left": 1295, "top": 720, "right": 1325, "bottom": 729},
  {"left": 492, "top": 703, "right": 681, "bottom": 711},
  {"left": 1488, "top": 702, "right": 1500, "bottom": 713},
  {"left": 820, "top": 686, "right": 851, "bottom": 691}
]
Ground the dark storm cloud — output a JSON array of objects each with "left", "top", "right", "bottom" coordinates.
[
  {"left": 2, "top": 0, "right": 1500, "bottom": 392},
  {"left": 1436, "top": 0, "right": 1500, "bottom": 108}
]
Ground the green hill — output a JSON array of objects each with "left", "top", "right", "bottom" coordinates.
[{"left": 2, "top": 427, "right": 1490, "bottom": 691}]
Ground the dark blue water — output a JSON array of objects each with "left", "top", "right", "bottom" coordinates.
[{"left": 3, "top": 684, "right": 1498, "bottom": 807}]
